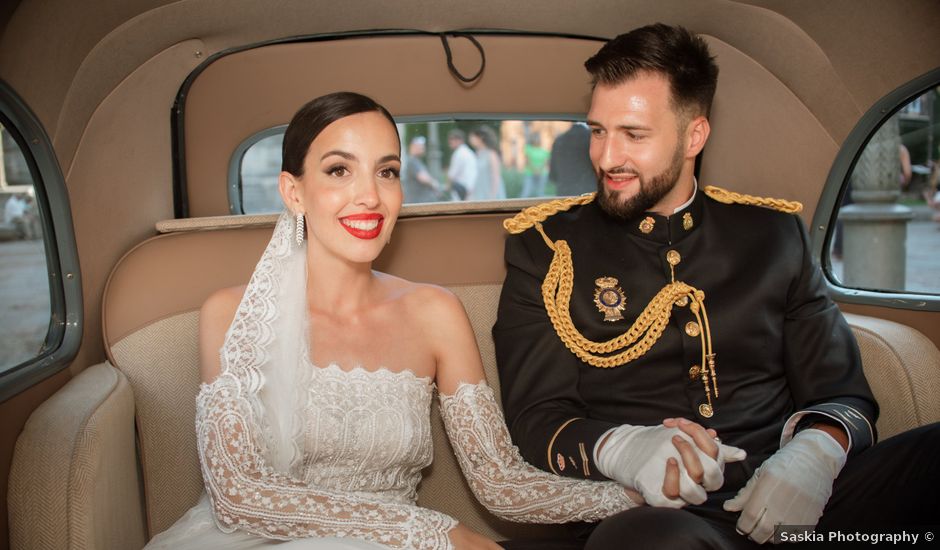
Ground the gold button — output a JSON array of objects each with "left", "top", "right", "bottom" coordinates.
[
  {"left": 689, "top": 365, "right": 701, "bottom": 379},
  {"left": 666, "top": 250, "right": 681, "bottom": 266},
  {"left": 685, "top": 321, "right": 701, "bottom": 337},
  {"left": 675, "top": 296, "right": 689, "bottom": 307},
  {"left": 698, "top": 403, "right": 714, "bottom": 418},
  {"left": 639, "top": 216, "right": 655, "bottom": 234}
]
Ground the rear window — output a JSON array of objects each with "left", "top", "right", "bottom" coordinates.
[{"left": 231, "top": 118, "right": 597, "bottom": 214}]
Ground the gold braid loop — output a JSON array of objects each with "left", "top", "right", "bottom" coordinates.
[
  {"left": 525, "top": 207, "right": 722, "bottom": 414},
  {"left": 503, "top": 193, "right": 596, "bottom": 234},
  {"left": 541, "top": 238, "right": 714, "bottom": 369},
  {"left": 703, "top": 185, "right": 803, "bottom": 214}
]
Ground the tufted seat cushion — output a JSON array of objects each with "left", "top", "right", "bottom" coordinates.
[{"left": 845, "top": 313, "right": 940, "bottom": 439}]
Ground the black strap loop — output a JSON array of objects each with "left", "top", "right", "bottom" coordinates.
[{"left": 439, "top": 33, "right": 486, "bottom": 83}]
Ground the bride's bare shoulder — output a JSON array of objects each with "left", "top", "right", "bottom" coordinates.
[
  {"left": 198, "top": 285, "right": 246, "bottom": 382},
  {"left": 200, "top": 285, "right": 246, "bottom": 330},
  {"left": 379, "top": 275, "right": 482, "bottom": 384},
  {"left": 199, "top": 285, "right": 247, "bottom": 321},
  {"left": 379, "top": 274, "right": 468, "bottom": 326}
]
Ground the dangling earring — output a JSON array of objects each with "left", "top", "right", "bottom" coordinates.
[{"left": 295, "top": 212, "right": 305, "bottom": 246}]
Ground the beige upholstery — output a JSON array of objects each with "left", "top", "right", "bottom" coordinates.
[
  {"left": 845, "top": 313, "right": 940, "bottom": 440},
  {"left": 109, "top": 312, "right": 203, "bottom": 538},
  {"left": 9, "top": 362, "right": 146, "bottom": 550},
  {"left": 10, "top": 218, "right": 940, "bottom": 549}
]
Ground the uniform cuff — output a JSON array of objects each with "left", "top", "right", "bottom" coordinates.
[
  {"left": 781, "top": 403, "right": 875, "bottom": 456},
  {"left": 547, "top": 418, "right": 615, "bottom": 480}
]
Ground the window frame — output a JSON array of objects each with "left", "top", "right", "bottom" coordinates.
[
  {"left": 812, "top": 66, "right": 940, "bottom": 312},
  {"left": 0, "top": 79, "right": 82, "bottom": 403}
]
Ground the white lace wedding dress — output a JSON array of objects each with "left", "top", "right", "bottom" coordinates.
[{"left": 145, "top": 212, "right": 635, "bottom": 549}]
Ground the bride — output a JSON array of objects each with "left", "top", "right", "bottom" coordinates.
[{"left": 147, "top": 92, "right": 644, "bottom": 550}]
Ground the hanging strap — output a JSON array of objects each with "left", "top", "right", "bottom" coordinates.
[{"left": 439, "top": 33, "right": 486, "bottom": 83}]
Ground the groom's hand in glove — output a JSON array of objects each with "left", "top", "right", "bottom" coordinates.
[
  {"left": 723, "top": 428, "right": 847, "bottom": 544},
  {"left": 596, "top": 418, "right": 746, "bottom": 508}
]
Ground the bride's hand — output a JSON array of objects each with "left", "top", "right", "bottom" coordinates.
[{"left": 448, "top": 523, "right": 503, "bottom": 550}]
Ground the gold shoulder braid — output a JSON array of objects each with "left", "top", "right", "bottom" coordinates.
[
  {"left": 703, "top": 185, "right": 803, "bottom": 214},
  {"left": 504, "top": 194, "right": 720, "bottom": 417},
  {"left": 504, "top": 193, "right": 596, "bottom": 235}
]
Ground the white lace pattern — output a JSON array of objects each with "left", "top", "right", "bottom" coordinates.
[
  {"left": 296, "top": 362, "right": 433, "bottom": 505},
  {"left": 196, "top": 370, "right": 456, "bottom": 549},
  {"left": 440, "top": 381, "right": 636, "bottom": 523}
]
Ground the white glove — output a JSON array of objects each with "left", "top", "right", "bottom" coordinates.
[
  {"left": 595, "top": 424, "right": 746, "bottom": 508},
  {"left": 723, "top": 429, "right": 846, "bottom": 544}
]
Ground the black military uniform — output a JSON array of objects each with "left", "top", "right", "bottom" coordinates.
[
  {"left": 494, "top": 188, "right": 939, "bottom": 548},
  {"left": 495, "top": 188, "right": 875, "bottom": 486}
]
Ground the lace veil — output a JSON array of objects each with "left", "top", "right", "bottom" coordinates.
[{"left": 220, "top": 211, "right": 309, "bottom": 475}]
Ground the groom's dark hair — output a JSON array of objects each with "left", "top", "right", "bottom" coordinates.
[
  {"left": 585, "top": 24, "right": 718, "bottom": 121},
  {"left": 281, "top": 92, "right": 398, "bottom": 177}
]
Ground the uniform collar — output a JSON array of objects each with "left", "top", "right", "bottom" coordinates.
[
  {"left": 619, "top": 182, "right": 704, "bottom": 244},
  {"left": 671, "top": 179, "right": 698, "bottom": 214}
]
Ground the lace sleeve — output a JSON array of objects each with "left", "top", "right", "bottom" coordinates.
[
  {"left": 440, "top": 381, "right": 637, "bottom": 523},
  {"left": 197, "top": 375, "right": 457, "bottom": 549}
]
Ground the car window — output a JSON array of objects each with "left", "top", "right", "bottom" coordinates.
[
  {"left": 232, "top": 118, "right": 597, "bottom": 214},
  {"left": 828, "top": 85, "right": 940, "bottom": 296},
  {"left": 0, "top": 122, "right": 52, "bottom": 371}
]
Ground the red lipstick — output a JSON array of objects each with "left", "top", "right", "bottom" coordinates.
[{"left": 339, "top": 213, "right": 384, "bottom": 240}]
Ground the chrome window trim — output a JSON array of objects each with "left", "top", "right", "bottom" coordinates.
[
  {"left": 0, "top": 79, "right": 83, "bottom": 402},
  {"left": 228, "top": 124, "right": 287, "bottom": 215}
]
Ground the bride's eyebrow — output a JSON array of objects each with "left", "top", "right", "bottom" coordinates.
[
  {"left": 377, "top": 154, "right": 401, "bottom": 164},
  {"left": 320, "top": 150, "right": 356, "bottom": 161}
]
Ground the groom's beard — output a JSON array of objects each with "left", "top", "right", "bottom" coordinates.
[{"left": 595, "top": 142, "right": 684, "bottom": 221}]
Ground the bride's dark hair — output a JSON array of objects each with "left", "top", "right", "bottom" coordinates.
[{"left": 281, "top": 92, "right": 399, "bottom": 177}]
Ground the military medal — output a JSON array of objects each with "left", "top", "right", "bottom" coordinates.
[{"left": 594, "top": 277, "right": 627, "bottom": 321}]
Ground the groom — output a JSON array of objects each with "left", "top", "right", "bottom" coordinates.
[{"left": 494, "top": 23, "right": 940, "bottom": 549}]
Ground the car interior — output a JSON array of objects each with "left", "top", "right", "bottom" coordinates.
[{"left": 0, "top": 1, "right": 939, "bottom": 548}]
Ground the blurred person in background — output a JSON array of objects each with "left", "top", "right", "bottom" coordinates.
[
  {"left": 447, "top": 129, "right": 477, "bottom": 200},
  {"left": 550, "top": 123, "right": 596, "bottom": 196},
  {"left": 402, "top": 136, "right": 441, "bottom": 203},
  {"left": 521, "top": 133, "right": 550, "bottom": 198},
  {"left": 469, "top": 126, "right": 505, "bottom": 201}
]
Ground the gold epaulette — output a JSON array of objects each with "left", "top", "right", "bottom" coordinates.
[
  {"left": 703, "top": 185, "right": 802, "bottom": 214},
  {"left": 503, "top": 193, "right": 596, "bottom": 234}
]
